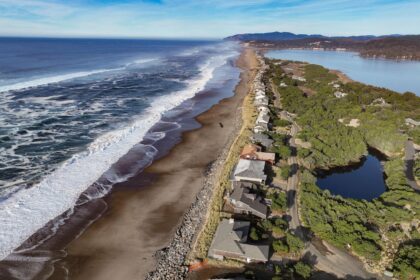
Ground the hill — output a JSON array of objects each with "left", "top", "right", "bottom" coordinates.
[
  {"left": 224, "top": 32, "right": 325, "bottom": 41},
  {"left": 225, "top": 32, "right": 420, "bottom": 60}
]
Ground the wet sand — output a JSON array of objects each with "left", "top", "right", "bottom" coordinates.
[{"left": 49, "top": 48, "right": 258, "bottom": 280}]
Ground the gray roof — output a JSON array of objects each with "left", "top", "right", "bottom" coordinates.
[
  {"left": 250, "top": 133, "right": 274, "bottom": 148},
  {"left": 230, "top": 185, "right": 267, "bottom": 218},
  {"left": 232, "top": 181, "right": 258, "bottom": 190},
  {"left": 234, "top": 159, "right": 266, "bottom": 181},
  {"left": 208, "top": 219, "right": 269, "bottom": 262},
  {"left": 256, "top": 112, "right": 270, "bottom": 124}
]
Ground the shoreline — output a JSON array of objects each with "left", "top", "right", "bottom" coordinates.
[
  {"left": 146, "top": 47, "right": 258, "bottom": 279},
  {"left": 40, "top": 47, "right": 256, "bottom": 280}
]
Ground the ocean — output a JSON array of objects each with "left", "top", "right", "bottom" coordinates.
[{"left": 0, "top": 38, "right": 240, "bottom": 263}]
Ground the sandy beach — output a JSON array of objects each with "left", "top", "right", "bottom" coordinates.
[{"left": 43, "top": 47, "right": 258, "bottom": 280}]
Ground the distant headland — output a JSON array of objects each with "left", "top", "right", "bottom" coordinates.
[{"left": 225, "top": 31, "right": 420, "bottom": 61}]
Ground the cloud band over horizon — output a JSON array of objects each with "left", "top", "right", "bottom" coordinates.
[{"left": 0, "top": 0, "right": 419, "bottom": 38}]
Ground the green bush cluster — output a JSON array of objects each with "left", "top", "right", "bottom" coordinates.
[
  {"left": 392, "top": 241, "right": 420, "bottom": 280},
  {"left": 267, "top": 191, "right": 287, "bottom": 212},
  {"left": 272, "top": 232, "right": 305, "bottom": 254}
]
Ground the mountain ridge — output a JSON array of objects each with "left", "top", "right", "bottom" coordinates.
[
  {"left": 224, "top": 31, "right": 404, "bottom": 41},
  {"left": 224, "top": 32, "right": 420, "bottom": 60}
]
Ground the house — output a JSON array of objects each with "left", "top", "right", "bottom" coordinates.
[
  {"left": 255, "top": 93, "right": 265, "bottom": 99},
  {"left": 253, "top": 123, "right": 268, "bottom": 134},
  {"left": 256, "top": 111, "right": 270, "bottom": 125},
  {"left": 208, "top": 219, "right": 270, "bottom": 263},
  {"left": 334, "top": 91, "right": 347, "bottom": 98},
  {"left": 240, "top": 144, "right": 276, "bottom": 164},
  {"left": 291, "top": 75, "right": 306, "bottom": 82},
  {"left": 250, "top": 133, "right": 274, "bottom": 149},
  {"left": 233, "top": 159, "right": 267, "bottom": 184},
  {"left": 240, "top": 144, "right": 262, "bottom": 158},
  {"left": 255, "top": 89, "right": 265, "bottom": 96},
  {"left": 232, "top": 181, "right": 258, "bottom": 190},
  {"left": 228, "top": 185, "right": 268, "bottom": 219},
  {"left": 257, "top": 105, "right": 269, "bottom": 113},
  {"left": 406, "top": 118, "right": 420, "bottom": 127},
  {"left": 371, "top": 97, "right": 391, "bottom": 107},
  {"left": 255, "top": 152, "right": 276, "bottom": 164},
  {"left": 254, "top": 97, "right": 269, "bottom": 106},
  {"left": 279, "top": 82, "right": 287, "bottom": 88}
]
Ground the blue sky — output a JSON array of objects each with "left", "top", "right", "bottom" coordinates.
[{"left": 0, "top": 0, "right": 419, "bottom": 38}]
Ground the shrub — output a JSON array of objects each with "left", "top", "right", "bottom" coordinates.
[
  {"left": 274, "top": 119, "right": 291, "bottom": 127},
  {"left": 392, "top": 242, "right": 420, "bottom": 280},
  {"left": 268, "top": 192, "right": 287, "bottom": 212},
  {"left": 273, "top": 240, "right": 289, "bottom": 253},
  {"left": 250, "top": 227, "right": 260, "bottom": 241},
  {"left": 294, "top": 262, "right": 312, "bottom": 279},
  {"left": 286, "top": 232, "right": 305, "bottom": 253}
]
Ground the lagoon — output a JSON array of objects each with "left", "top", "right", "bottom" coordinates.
[
  {"left": 316, "top": 151, "right": 387, "bottom": 200},
  {"left": 266, "top": 49, "right": 420, "bottom": 96}
]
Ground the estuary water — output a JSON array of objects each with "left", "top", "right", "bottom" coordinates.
[{"left": 266, "top": 49, "right": 420, "bottom": 95}]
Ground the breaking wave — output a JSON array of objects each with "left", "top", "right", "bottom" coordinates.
[{"left": 0, "top": 50, "right": 237, "bottom": 261}]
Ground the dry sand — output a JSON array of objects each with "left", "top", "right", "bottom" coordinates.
[{"left": 53, "top": 48, "right": 258, "bottom": 280}]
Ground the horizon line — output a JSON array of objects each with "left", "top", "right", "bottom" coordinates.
[{"left": 0, "top": 35, "right": 223, "bottom": 41}]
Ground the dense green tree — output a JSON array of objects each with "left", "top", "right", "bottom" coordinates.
[
  {"left": 392, "top": 242, "right": 420, "bottom": 280},
  {"left": 286, "top": 232, "right": 305, "bottom": 253},
  {"left": 294, "top": 262, "right": 312, "bottom": 279}
]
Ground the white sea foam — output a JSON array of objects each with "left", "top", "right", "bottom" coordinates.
[
  {"left": 0, "top": 68, "right": 124, "bottom": 93},
  {"left": 0, "top": 49, "right": 238, "bottom": 261},
  {"left": 0, "top": 57, "right": 161, "bottom": 94}
]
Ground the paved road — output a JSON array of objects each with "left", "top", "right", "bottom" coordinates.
[
  {"left": 405, "top": 140, "right": 420, "bottom": 191},
  {"left": 285, "top": 120, "right": 377, "bottom": 279},
  {"left": 276, "top": 99, "right": 379, "bottom": 279}
]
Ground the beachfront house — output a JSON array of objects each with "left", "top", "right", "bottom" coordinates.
[
  {"left": 254, "top": 97, "right": 269, "bottom": 107},
  {"left": 208, "top": 219, "right": 269, "bottom": 263},
  {"left": 250, "top": 133, "right": 274, "bottom": 149},
  {"left": 255, "top": 89, "right": 265, "bottom": 96},
  {"left": 256, "top": 111, "right": 270, "bottom": 125},
  {"left": 228, "top": 185, "right": 268, "bottom": 219},
  {"left": 253, "top": 123, "right": 268, "bottom": 134},
  {"left": 257, "top": 105, "right": 269, "bottom": 113},
  {"left": 233, "top": 159, "right": 267, "bottom": 184},
  {"left": 240, "top": 144, "right": 276, "bottom": 164}
]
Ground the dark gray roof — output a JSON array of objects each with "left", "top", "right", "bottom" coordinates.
[
  {"left": 208, "top": 219, "right": 269, "bottom": 262},
  {"left": 251, "top": 133, "right": 274, "bottom": 148},
  {"left": 232, "top": 181, "right": 258, "bottom": 190},
  {"left": 230, "top": 185, "right": 267, "bottom": 217}
]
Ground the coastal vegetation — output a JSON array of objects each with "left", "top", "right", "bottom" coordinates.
[
  {"left": 392, "top": 241, "right": 420, "bottom": 279},
  {"left": 267, "top": 59, "right": 420, "bottom": 274}
]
